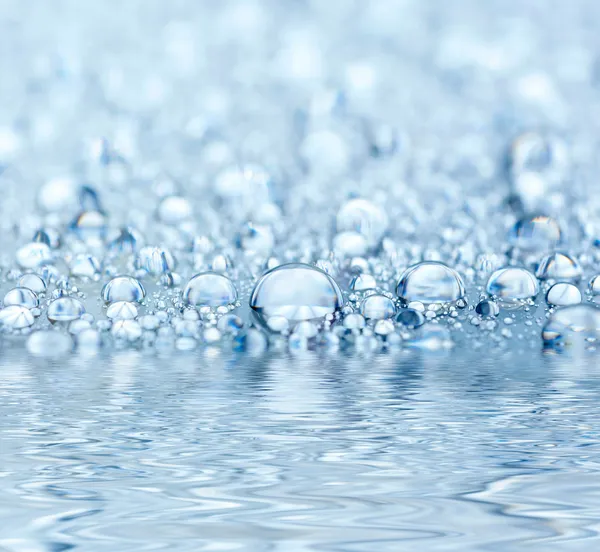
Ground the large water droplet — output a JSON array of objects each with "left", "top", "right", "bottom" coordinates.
[
  {"left": 101, "top": 276, "right": 146, "bottom": 303},
  {"left": 0, "top": 305, "right": 35, "bottom": 329},
  {"left": 360, "top": 294, "right": 396, "bottom": 320},
  {"left": 536, "top": 252, "right": 582, "bottom": 281},
  {"left": 486, "top": 267, "right": 539, "bottom": 305},
  {"left": 396, "top": 261, "right": 465, "bottom": 304},
  {"left": 3, "top": 287, "right": 39, "bottom": 309},
  {"left": 183, "top": 272, "right": 238, "bottom": 307},
  {"left": 250, "top": 263, "right": 343, "bottom": 327},
  {"left": 336, "top": 198, "right": 389, "bottom": 245},
  {"left": 546, "top": 283, "right": 582, "bottom": 307},
  {"left": 508, "top": 214, "right": 561, "bottom": 251},
  {"left": 47, "top": 297, "right": 86, "bottom": 323},
  {"left": 542, "top": 305, "right": 600, "bottom": 347}
]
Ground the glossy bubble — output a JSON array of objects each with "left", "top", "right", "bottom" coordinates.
[
  {"left": 336, "top": 198, "right": 389, "bottom": 245},
  {"left": 3, "top": 287, "right": 39, "bottom": 309},
  {"left": 542, "top": 305, "right": 600, "bottom": 347},
  {"left": 101, "top": 276, "right": 146, "bottom": 303},
  {"left": 396, "top": 262, "right": 465, "bottom": 304},
  {"left": 508, "top": 214, "right": 561, "bottom": 251},
  {"left": 360, "top": 294, "right": 396, "bottom": 320},
  {"left": 183, "top": 272, "right": 238, "bottom": 307},
  {"left": 0, "top": 305, "right": 35, "bottom": 329},
  {"left": 47, "top": 297, "right": 86, "bottom": 323},
  {"left": 486, "top": 267, "right": 539, "bottom": 305},
  {"left": 536, "top": 252, "right": 582, "bottom": 281},
  {"left": 545, "top": 283, "right": 582, "bottom": 307},
  {"left": 250, "top": 263, "right": 343, "bottom": 328}
]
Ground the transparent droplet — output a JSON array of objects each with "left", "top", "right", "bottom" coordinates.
[
  {"left": 333, "top": 231, "right": 368, "bottom": 258},
  {"left": 3, "top": 287, "right": 39, "bottom": 309},
  {"left": 546, "top": 283, "right": 582, "bottom": 307},
  {"left": 106, "top": 301, "right": 138, "bottom": 320},
  {"left": 47, "top": 297, "right": 86, "bottom": 323},
  {"left": 250, "top": 263, "right": 343, "bottom": 327},
  {"left": 508, "top": 214, "right": 562, "bottom": 251},
  {"left": 589, "top": 275, "right": 600, "bottom": 296},
  {"left": 16, "top": 242, "right": 52, "bottom": 268},
  {"left": 542, "top": 305, "right": 600, "bottom": 347},
  {"left": 350, "top": 273, "right": 377, "bottom": 291},
  {"left": 135, "top": 246, "right": 176, "bottom": 275},
  {"left": 69, "top": 210, "right": 108, "bottom": 240},
  {"left": 336, "top": 198, "right": 389, "bottom": 245},
  {"left": 396, "top": 308, "right": 425, "bottom": 328},
  {"left": 0, "top": 305, "right": 35, "bottom": 329},
  {"left": 69, "top": 254, "right": 101, "bottom": 278},
  {"left": 107, "top": 226, "right": 143, "bottom": 254},
  {"left": 486, "top": 267, "right": 539, "bottom": 305},
  {"left": 183, "top": 272, "right": 238, "bottom": 307},
  {"left": 475, "top": 299, "right": 500, "bottom": 318},
  {"left": 101, "top": 276, "right": 146, "bottom": 303},
  {"left": 396, "top": 261, "right": 465, "bottom": 304},
  {"left": 18, "top": 273, "right": 47, "bottom": 293},
  {"left": 237, "top": 223, "right": 274, "bottom": 255},
  {"left": 360, "top": 294, "right": 396, "bottom": 320},
  {"left": 536, "top": 252, "right": 582, "bottom": 281}
]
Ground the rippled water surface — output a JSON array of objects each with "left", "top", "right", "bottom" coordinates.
[{"left": 2, "top": 350, "right": 600, "bottom": 551}]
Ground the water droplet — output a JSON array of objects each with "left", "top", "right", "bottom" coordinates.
[
  {"left": 106, "top": 301, "right": 138, "bottom": 320},
  {"left": 336, "top": 198, "right": 389, "bottom": 245},
  {"left": 108, "top": 226, "right": 143, "bottom": 253},
  {"left": 546, "top": 283, "right": 582, "bottom": 306},
  {"left": 69, "top": 254, "right": 101, "bottom": 278},
  {"left": 508, "top": 214, "right": 562, "bottom": 251},
  {"left": 47, "top": 297, "right": 86, "bottom": 323},
  {"left": 18, "top": 273, "right": 47, "bottom": 293},
  {"left": 3, "top": 287, "right": 39, "bottom": 309},
  {"left": 37, "top": 176, "right": 78, "bottom": 212},
  {"left": 250, "top": 263, "right": 343, "bottom": 327},
  {"left": 542, "top": 305, "right": 600, "bottom": 347},
  {"left": 486, "top": 267, "right": 539, "bottom": 305},
  {"left": 360, "top": 294, "right": 396, "bottom": 320},
  {"left": 396, "top": 261, "right": 465, "bottom": 304},
  {"left": 536, "top": 252, "right": 582, "bottom": 281},
  {"left": 333, "top": 231, "right": 368, "bottom": 258},
  {"left": 475, "top": 299, "right": 500, "bottom": 318},
  {"left": 589, "top": 275, "right": 600, "bottom": 296},
  {"left": 69, "top": 210, "right": 108, "bottom": 240},
  {"left": 396, "top": 308, "right": 426, "bottom": 328},
  {"left": 350, "top": 273, "right": 377, "bottom": 291},
  {"left": 0, "top": 305, "right": 35, "bottom": 329},
  {"left": 101, "top": 276, "right": 146, "bottom": 303},
  {"left": 16, "top": 242, "right": 52, "bottom": 268},
  {"left": 217, "top": 314, "right": 244, "bottom": 335},
  {"left": 135, "top": 246, "right": 176, "bottom": 275},
  {"left": 183, "top": 272, "right": 238, "bottom": 307}
]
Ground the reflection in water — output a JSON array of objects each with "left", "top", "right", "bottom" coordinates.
[{"left": 1, "top": 349, "right": 600, "bottom": 550}]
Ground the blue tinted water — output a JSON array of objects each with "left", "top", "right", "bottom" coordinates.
[{"left": 2, "top": 349, "right": 600, "bottom": 551}]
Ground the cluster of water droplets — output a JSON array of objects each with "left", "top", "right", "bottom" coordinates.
[{"left": 2, "top": 0, "right": 600, "bottom": 356}]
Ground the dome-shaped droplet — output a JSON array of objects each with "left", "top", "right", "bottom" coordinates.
[
  {"left": 106, "top": 301, "right": 138, "bottom": 320},
  {"left": 350, "top": 273, "right": 377, "bottom": 291},
  {"left": 135, "top": 246, "right": 176, "bottom": 275},
  {"left": 16, "top": 242, "right": 52, "bottom": 268},
  {"left": 101, "top": 276, "right": 146, "bottom": 303},
  {"left": 250, "top": 263, "right": 343, "bottom": 327},
  {"left": 18, "top": 273, "right": 46, "bottom": 293},
  {"left": 474, "top": 300, "right": 499, "bottom": 318},
  {"left": 69, "top": 210, "right": 108, "bottom": 240},
  {"left": 333, "top": 231, "right": 368, "bottom": 258},
  {"left": 536, "top": 252, "right": 582, "bottom": 281},
  {"left": 546, "top": 283, "right": 582, "bottom": 307},
  {"left": 396, "top": 261, "right": 465, "bottom": 304},
  {"left": 47, "top": 297, "right": 85, "bottom": 323},
  {"left": 360, "top": 294, "right": 396, "bottom": 320},
  {"left": 486, "top": 267, "right": 539, "bottom": 305},
  {"left": 589, "top": 275, "right": 600, "bottom": 296},
  {"left": 0, "top": 305, "right": 35, "bottom": 329},
  {"left": 542, "top": 305, "right": 600, "bottom": 347},
  {"left": 336, "top": 198, "right": 389, "bottom": 245},
  {"left": 69, "top": 254, "right": 101, "bottom": 278},
  {"left": 508, "top": 214, "right": 561, "bottom": 251},
  {"left": 27, "top": 331, "right": 73, "bottom": 356},
  {"left": 183, "top": 272, "right": 238, "bottom": 307},
  {"left": 3, "top": 287, "right": 39, "bottom": 309},
  {"left": 396, "top": 308, "right": 425, "bottom": 328}
]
